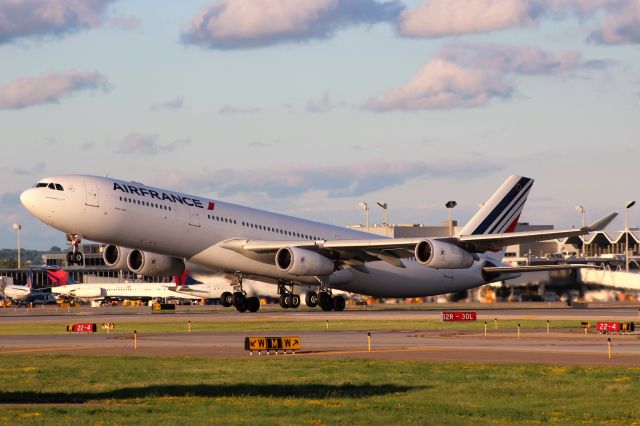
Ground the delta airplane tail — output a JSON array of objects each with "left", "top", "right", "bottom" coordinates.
[{"left": 174, "top": 269, "right": 203, "bottom": 286}]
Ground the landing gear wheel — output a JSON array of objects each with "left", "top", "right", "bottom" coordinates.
[
  {"left": 235, "top": 298, "right": 248, "bottom": 312},
  {"left": 305, "top": 292, "right": 318, "bottom": 308},
  {"left": 319, "top": 292, "right": 333, "bottom": 312},
  {"left": 289, "top": 294, "right": 301, "bottom": 309},
  {"left": 66, "top": 252, "right": 73, "bottom": 265},
  {"left": 73, "top": 252, "right": 83, "bottom": 264},
  {"left": 333, "top": 295, "right": 346, "bottom": 312},
  {"left": 220, "top": 291, "right": 233, "bottom": 307},
  {"left": 247, "top": 297, "right": 260, "bottom": 313},
  {"left": 279, "top": 294, "right": 289, "bottom": 309},
  {"left": 232, "top": 292, "right": 246, "bottom": 307}
]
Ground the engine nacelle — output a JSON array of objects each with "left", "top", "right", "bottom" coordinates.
[
  {"left": 73, "top": 287, "right": 104, "bottom": 299},
  {"left": 103, "top": 245, "right": 131, "bottom": 270},
  {"left": 414, "top": 240, "right": 474, "bottom": 269},
  {"left": 275, "top": 247, "right": 334, "bottom": 276},
  {"left": 127, "top": 249, "right": 185, "bottom": 276}
]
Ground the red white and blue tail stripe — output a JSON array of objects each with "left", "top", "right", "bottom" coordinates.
[{"left": 460, "top": 175, "right": 534, "bottom": 236}]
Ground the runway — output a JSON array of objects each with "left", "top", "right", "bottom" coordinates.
[
  {"left": 1, "top": 305, "right": 639, "bottom": 366},
  {"left": 1, "top": 302, "right": 639, "bottom": 323}
]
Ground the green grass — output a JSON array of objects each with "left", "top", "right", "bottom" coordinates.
[
  {"left": 0, "top": 356, "right": 639, "bottom": 425},
  {"left": 0, "top": 319, "right": 585, "bottom": 335}
]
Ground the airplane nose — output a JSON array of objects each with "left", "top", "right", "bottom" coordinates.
[{"left": 20, "top": 188, "right": 35, "bottom": 211}]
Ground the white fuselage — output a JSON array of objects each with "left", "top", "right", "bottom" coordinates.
[
  {"left": 21, "top": 175, "right": 491, "bottom": 297},
  {"left": 52, "top": 282, "right": 200, "bottom": 301},
  {"left": 2, "top": 285, "right": 31, "bottom": 301}
]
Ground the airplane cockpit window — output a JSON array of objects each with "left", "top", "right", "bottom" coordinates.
[
  {"left": 35, "top": 182, "right": 48, "bottom": 188},
  {"left": 48, "top": 183, "right": 55, "bottom": 190},
  {"left": 55, "top": 184, "right": 64, "bottom": 191}
]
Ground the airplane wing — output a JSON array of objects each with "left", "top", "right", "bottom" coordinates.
[
  {"left": 221, "top": 213, "right": 617, "bottom": 268},
  {"left": 456, "top": 213, "right": 618, "bottom": 252}
]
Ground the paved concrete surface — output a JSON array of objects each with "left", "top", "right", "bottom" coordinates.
[{"left": 1, "top": 304, "right": 639, "bottom": 366}]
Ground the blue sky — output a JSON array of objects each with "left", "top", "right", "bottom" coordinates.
[{"left": 1, "top": 0, "right": 639, "bottom": 250}]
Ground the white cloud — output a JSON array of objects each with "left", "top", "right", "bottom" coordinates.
[
  {"left": 182, "top": 0, "right": 402, "bottom": 49},
  {"left": 364, "top": 43, "right": 611, "bottom": 112},
  {"left": 365, "top": 59, "right": 512, "bottom": 111},
  {"left": 0, "top": 0, "right": 114, "bottom": 44},
  {"left": 115, "top": 133, "right": 191, "bottom": 156},
  {"left": 437, "top": 43, "right": 586, "bottom": 75},
  {"left": 150, "top": 96, "right": 184, "bottom": 111},
  {"left": 153, "top": 159, "right": 499, "bottom": 199},
  {"left": 219, "top": 105, "right": 261, "bottom": 115},
  {"left": 0, "top": 70, "right": 110, "bottom": 110},
  {"left": 398, "top": 0, "right": 535, "bottom": 38},
  {"left": 588, "top": 0, "right": 640, "bottom": 44},
  {"left": 396, "top": 0, "right": 640, "bottom": 43},
  {"left": 305, "top": 91, "right": 343, "bottom": 113},
  {"left": 107, "top": 15, "right": 143, "bottom": 31}
]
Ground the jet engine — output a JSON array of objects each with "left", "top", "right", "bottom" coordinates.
[
  {"left": 103, "top": 245, "right": 132, "bottom": 270},
  {"left": 414, "top": 240, "right": 474, "bottom": 269},
  {"left": 127, "top": 249, "right": 185, "bottom": 276},
  {"left": 73, "top": 287, "right": 105, "bottom": 298},
  {"left": 275, "top": 247, "right": 334, "bottom": 276}
]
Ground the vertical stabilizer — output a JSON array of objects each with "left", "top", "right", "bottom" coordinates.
[{"left": 459, "top": 175, "right": 534, "bottom": 236}]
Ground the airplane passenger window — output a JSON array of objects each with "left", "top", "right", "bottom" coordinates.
[{"left": 55, "top": 184, "right": 63, "bottom": 191}]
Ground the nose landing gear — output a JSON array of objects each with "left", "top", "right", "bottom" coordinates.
[{"left": 65, "top": 233, "right": 83, "bottom": 265}]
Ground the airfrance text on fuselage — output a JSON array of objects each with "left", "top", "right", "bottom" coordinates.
[{"left": 113, "top": 182, "right": 210, "bottom": 209}]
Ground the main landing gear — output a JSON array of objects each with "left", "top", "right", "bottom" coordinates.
[
  {"left": 302, "top": 279, "right": 345, "bottom": 312},
  {"left": 278, "top": 281, "right": 301, "bottom": 309},
  {"left": 277, "top": 281, "right": 345, "bottom": 312},
  {"left": 316, "top": 290, "right": 345, "bottom": 312},
  {"left": 65, "top": 233, "right": 83, "bottom": 265},
  {"left": 220, "top": 274, "right": 260, "bottom": 313}
]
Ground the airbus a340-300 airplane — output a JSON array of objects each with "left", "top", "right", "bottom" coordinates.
[{"left": 20, "top": 174, "right": 616, "bottom": 313}]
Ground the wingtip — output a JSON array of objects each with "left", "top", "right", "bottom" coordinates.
[{"left": 586, "top": 212, "right": 618, "bottom": 232}]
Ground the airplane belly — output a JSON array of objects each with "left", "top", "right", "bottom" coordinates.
[
  {"left": 189, "top": 245, "right": 323, "bottom": 285},
  {"left": 332, "top": 261, "right": 486, "bottom": 298}
]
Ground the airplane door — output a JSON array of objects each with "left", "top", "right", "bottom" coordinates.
[
  {"left": 188, "top": 205, "right": 201, "bottom": 227},
  {"left": 84, "top": 181, "right": 99, "bottom": 207}
]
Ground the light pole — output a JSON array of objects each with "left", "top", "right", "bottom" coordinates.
[
  {"left": 358, "top": 202, "right": 369, "bottom": 232},
  {"left": 12, "top": 223, "right": 21, "bottom": 270},
  {"left": 376, "top": 202, "right": 388, "bottom": 236},
  {"left": 575, "top": 205, "right": 585, "bottom": 256},
  {"left": 575, "top": 205, "right": 585, "bottom": 227},
  {"left": 445, "top": 200, "right": 457, "bottom": 237},
  {"left": 625, "top": 200, "right": 635, "bottom": 272}
]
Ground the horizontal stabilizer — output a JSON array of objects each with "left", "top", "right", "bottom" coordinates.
[
  {"left": 483, "top": 264, "right": 596, "bottom": 274},
  {"left": 586, "top": 212, "right": 618, "bottom": 232}
]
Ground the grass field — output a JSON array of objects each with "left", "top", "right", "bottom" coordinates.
[
  {"left": 0, "top": 355, "right": 639, "bottom": 425},
  {"left": 0, "top": 319, "right": 586, "bottom": 335}
]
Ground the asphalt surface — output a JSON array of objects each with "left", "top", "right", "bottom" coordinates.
[{"left": 1, "top": 304, "right": 639, "bottom": 366}]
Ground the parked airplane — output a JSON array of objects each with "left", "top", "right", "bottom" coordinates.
[
  {"left": 1, "top": 278, "right": 31, "bottom": 302},
  {"left": 51, "top": 281, "right": 201, "bottom": 303},
  {"left": 1, "top": 267, "right": 67, "bottom": 303},
  {"left": 20, "top": 174, "right": 616, "bottom": 313},
  {"left": 173, "top": 269, "right": 330, "bottom": 310}
]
